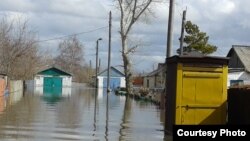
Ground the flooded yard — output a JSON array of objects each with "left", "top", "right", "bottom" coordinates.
[{"left": 0, "top": 83, "right": 164, "bottom": 141}]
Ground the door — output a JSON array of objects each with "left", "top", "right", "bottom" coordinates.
[
  {"left": 180, "top": 72, "right": 224, "bottom": 124},
  {"left": 103, "top": 78, "right": 120, "bottom": 89},
  {"left": 43, "top": 77, "right": 62, "bottom": 96}
]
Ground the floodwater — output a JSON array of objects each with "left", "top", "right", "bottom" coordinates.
[{"left": 0, "top": 83, "right": 165, "bottom": 141}]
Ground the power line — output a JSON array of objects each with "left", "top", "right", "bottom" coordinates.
[{"left": 36, "top": 26, "right": 108, "bottom": 43}]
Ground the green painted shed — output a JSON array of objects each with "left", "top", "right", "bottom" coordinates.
[{"left": 34, "top": 66, "right": 72, "bottom": 95}]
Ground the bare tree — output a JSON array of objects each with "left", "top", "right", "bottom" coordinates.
[
  {"left": 0, "top": 17, "right": 39, "bottom": 80},
  {"left": 55, "top": 36, "right": 86, "bottom": 82},
  {"left": 116, "top": 0, "right": 157, "bottom": 94}
]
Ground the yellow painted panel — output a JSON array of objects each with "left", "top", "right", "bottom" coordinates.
[
  {"left": 182, "top": 67, "right": 223, "bottom": 72},
  {"left": 195, "top": 108, "right": 222, "bottom": 124},
  {"left": 196, "top": 74, "right": 222, "bottom": 105},
  {"left": 183, "top": 72, "right": 221, "bottom": 78},
  {"left": 177, "top": 73, "right": 196, "bottom": 124},
  {"left": 181, "top": 108, "right": 195, "bottom": 124},
  {"left": 175, "top": 63, "right": 183, "bottom": 124},
  {"left": 179, "top": 71, "right": 226, "bottom": 125}
]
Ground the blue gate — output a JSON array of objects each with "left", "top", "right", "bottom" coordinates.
[{"left": 103, "top": 78, "right": 120, "bottom": 89}]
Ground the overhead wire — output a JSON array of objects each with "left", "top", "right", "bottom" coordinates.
[{"left": 36, "top": 26, "right": 108, "bottom": 43}]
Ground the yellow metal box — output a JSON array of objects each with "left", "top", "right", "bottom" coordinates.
[{"left": 165, "top": 56, "right": 228, "bottom": 132}]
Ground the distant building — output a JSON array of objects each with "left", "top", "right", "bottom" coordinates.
[
  {"left": 143, "top": 63, "right": 166, "bottom": 89},
  {"left": 34, "top": 66, "right": 72, "bottom": 95},
  {"left": 227, "top": 45, "right": 250, "bottom": 86},
  {"left": 132, "top": 76, "right": 144, "bottom": 87},
  {"left": 95, "top": 66, "right": 125, "bottom": 89}
]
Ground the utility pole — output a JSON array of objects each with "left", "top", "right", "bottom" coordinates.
[
  {"left": 96, "top": 38, "right": 102, "bottom": 88},
  {"left": 179, "top": 10, "right": 186, "bottom": 56},
  {"left": 89, "top": 60, "right": 92, "bottom": 82},
  {"left": 99, "top": 58, "right": 101, "bottom": 72},
  {"left": 89, "top": 60, "right": 92, "bottom": 69},
  {"left": 166, "top": 0, "right": 175, "bottom": 58},
  {"left": 107, "top": 11, "right": 112, "bottom": 92},
  {"left": 165, "top": 0, "right": 175, "bottom": 138}
]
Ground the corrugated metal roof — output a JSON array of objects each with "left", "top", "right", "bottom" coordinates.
[{"left": 227, "top": 45, "right": 250, "bottom": 72}]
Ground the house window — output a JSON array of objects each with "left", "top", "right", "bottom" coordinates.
[
  {"left": 147, "top": 79, "right": 149, "bottom": 88},
  {"left": 230, "top": 80, "right": 243, "bottom": 86}
]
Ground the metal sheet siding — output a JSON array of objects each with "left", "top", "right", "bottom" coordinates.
[
  {"left": 175, "top": 65, "right": 227, "bottom": 125},
  {"left": 165, "top": 56, "right": 228, "bottom": 134}
]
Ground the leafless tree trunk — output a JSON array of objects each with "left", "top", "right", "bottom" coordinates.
[
  {"left": 0, "top": 17, "right": 39, "bottom": 80},
  {"left": 116, "top": 0, "right": 156, "bottom": 94},
  {"left": 55, "top": 36, "right": 86, "bottom": 82}
]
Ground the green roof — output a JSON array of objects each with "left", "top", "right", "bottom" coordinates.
[{"left": 37, "top": 67, "right": 72, "bottom": 76}]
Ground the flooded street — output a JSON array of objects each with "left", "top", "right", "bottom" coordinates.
[{"left": 0, "top": 84, "right": 164, "bottom": 141}]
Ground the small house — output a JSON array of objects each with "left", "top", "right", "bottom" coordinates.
[
  {"left": 227, "top": 45, "right": 250, "bottom": 86},
  {"left": 34, "top": 66, "right": 72, "bottom": 95},
  {"left": 143, "top": 63, "right": 166, "bottom": 89},
  {"left": 96, "top": 67, "right": 125, "bottom": 89}
]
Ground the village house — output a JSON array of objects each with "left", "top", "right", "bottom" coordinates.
[
  {"left": 34, "top": 66, "right": 72, "bottom": 96},
  {"left": 95, "top": 66, "right": 125, "bottom": 89},
  {"left": 143, "top": 63, "right": 166, "bottom": 90},
  {"left": 227, "top": 45, "right": 250, "bottom": 86}
]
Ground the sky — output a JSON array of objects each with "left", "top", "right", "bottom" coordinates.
[{"left": 0, "top": 0, "right": 250, "bottom": 73}]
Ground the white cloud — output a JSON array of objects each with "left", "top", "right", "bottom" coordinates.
[
  {"left": 0, "top": 0, "right": 35, "bottom": 12},
  {"left": 0, "top": 0, "right": 250, "bottom": 72},
  {"left": 216, "top": 0, "right": 235, "bottom": 14}
]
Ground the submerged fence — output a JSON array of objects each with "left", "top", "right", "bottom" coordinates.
[{"left": 9, "top": 80, "right": 24, "bottom": 93}]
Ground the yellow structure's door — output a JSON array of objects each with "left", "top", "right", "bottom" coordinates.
[{"left": 181, "top": 72, "right": 224, "bottom": 124}]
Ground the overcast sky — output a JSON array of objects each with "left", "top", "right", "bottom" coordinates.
[{"left": 0, "top": 0, "right": 249, "bottom": 73}]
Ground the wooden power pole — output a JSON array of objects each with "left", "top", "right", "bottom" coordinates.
[
  {"left": 165, "top": 0, "right": 175, "bottom": 137},
  {"left": 107, "top": 11, "right": 112, "bottom": 92},
  {"left": 166, "top": 0, "right": 175, "bottom": 58},
  {"left": 179, "top": 10, "right": 186, "bottom": 56}
]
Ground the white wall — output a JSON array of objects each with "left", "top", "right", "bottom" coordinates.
[
  {"left": 120, "top": 77, "right": 126, "bottom": 87},
  {"left": 35, "top": 75, "right": 43, "bottom": 86},
  {"left": 228, "top": 71, "right": 250, "bottom": 87},
  {"left": 143, "top": 76, "right": 155, "bottom": 89},
  {"left": 9, "top": 80, "right": 23, "bottom": 93},
  {"left": 239, "top": 72, "right": 250, "bottom": 85},
  {"left": 8, "top": 80, "right": 24, "bottom": 105},
  {"left": 34, "top": 86, "right": 43, "bottom": 95},
  {"left": 34, "top": 75, "right": 72, "bottom": 87},
  {"left": 62, "top": 76, "right": 72, "bottom": 87},
  {"left": 97, "top": 76, "right": 103, "bottom": 87},
  {"left": 98, "top": 76, "right": 126, "bottom": 88}
]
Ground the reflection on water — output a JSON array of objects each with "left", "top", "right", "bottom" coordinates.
[{"left": 0, "top": 83, "right": 164, "bottom": 141}]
